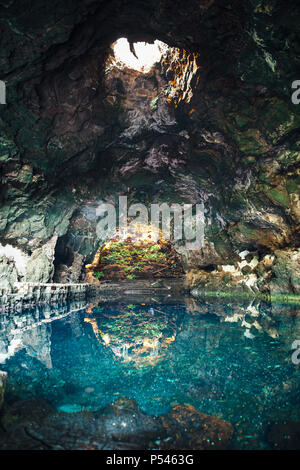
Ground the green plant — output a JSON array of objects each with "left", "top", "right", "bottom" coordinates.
[
  {"left": 127, "top": 304, "right": 136, "bottom": 310},
  {"left": 94, "top": 237, "right": 181, "bottom": 280}
]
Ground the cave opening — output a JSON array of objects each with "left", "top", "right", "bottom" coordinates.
[
  {"left": 109, "top": 38, "right": 169, "bottom": 73},
  {"left": 73, "top": 37, "right": 202, "bottom": 285},
  {"left": 85, "top": 222, "right": 185, "bottom": 283}
]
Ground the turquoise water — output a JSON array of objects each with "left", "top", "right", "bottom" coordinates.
[{"left": 1, "top": 297, "right": 300, "bottom": 449}]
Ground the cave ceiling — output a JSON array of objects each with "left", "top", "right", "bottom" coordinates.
[{"left": 0, "top": 0, "right": 299, "bottom": 267}]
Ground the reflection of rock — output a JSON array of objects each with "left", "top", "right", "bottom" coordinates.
[
  {"left": 0, "top": 318, "right": 52, "bottom": 366},
  {"left": 22, "top": 325, "right": 53, "bottom": 369},
  {"left": 266, "top": 421, "right": 300, "bottom": 450},
  {"left": 184, "top": 297, "right": 204, "bottom": 315},
  {"left": 0, "top": 370, "right": 7, "bottom": 410},
  {"left": 184, "top": 295, "right": 300, "bottom": 342},
  {"left": 0, "top": 301, "right": 88, "bottom": 366},
  {"left": 0, "top": 396, "right": 233, "bottom": 450}
]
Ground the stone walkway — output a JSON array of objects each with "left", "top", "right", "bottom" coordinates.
[{"left": 0, "top": 282, "right": 93, "bottom": 312}]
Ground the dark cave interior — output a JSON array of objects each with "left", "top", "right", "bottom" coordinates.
[
  {"left": 0, "top": 0, "right": 300, "bottom": 452},
  {"left": 0, "top": 0, "right": 300, "bottom": 296}
]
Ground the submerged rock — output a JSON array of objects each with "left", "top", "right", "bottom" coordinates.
[
  {"left": 0, "top": 396, "right": 233, "bottom": 450},
  {"left": 160, "top": 404, "right": 234, "bottom": 450}
]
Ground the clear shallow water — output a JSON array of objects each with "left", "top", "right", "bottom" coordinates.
[{"left": 0, "top": 297, "right": 300, "bottom": 449}]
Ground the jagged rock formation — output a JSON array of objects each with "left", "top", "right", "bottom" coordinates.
[{"left": 0, "top": 0, "right": 299, "bottom": 294}]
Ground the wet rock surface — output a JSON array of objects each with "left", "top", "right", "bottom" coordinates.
[{"left": 92, "top": 278, "right": 187, "bottom": 304}]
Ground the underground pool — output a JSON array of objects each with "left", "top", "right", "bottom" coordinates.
[{"left": 0, "top": 297, "right": 299, "bottom": 450}]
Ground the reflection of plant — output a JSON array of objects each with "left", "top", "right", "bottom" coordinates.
[
  {"left": 127, "top": 274, "right": 136, "bottom": 279},
  {"left": 94, "top": 306, "right": 104, "bottom": 313},
  {"left": 86, "top": 305, "right": 180, "bottom": 367},
  {"left": 94, "top": 271, "right": 105, "bottom": 279},
  {"left": 97, "top": 307, "right": 174, "bottom": 343}
]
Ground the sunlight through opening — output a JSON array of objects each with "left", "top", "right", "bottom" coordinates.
[{"left": 112, "top": 38, "right": 168, "bottom": 72}]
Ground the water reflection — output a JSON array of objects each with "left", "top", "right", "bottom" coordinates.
[
  {"left": 0, "top": 296, "right": 299, "bottom": 449},
  {"left": 0, "top": 301, "right": 88, "bottom": 368},
  {"left": 1, "top": 297, "right": 300, "bottom": 374},
  {"left": 84, "top": 302, "right": 183, "bottom": 366}
]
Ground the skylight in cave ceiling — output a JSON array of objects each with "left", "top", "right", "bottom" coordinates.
[{"left": 112, "top": 38, "right": 168, "bottom": 72}]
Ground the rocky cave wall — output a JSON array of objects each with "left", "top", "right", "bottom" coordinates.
[{"left": 0, "top": 0, "right": 299, "bottom": 294}]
